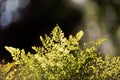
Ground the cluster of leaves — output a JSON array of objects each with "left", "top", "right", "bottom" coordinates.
[{"left": 0, "top": 25, "right": 120, "bottom": 80}]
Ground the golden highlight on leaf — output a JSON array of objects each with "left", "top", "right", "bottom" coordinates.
[{"left": 76, "top": 30, "right": 84, "bottom": 41}]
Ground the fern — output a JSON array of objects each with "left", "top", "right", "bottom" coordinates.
[{"left": 0, "top": 25, "right": 119, "bottom": 80}]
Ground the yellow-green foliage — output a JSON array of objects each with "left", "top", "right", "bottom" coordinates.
[{"left": 0, "top": 25, "right": 120, "bottom": 80}]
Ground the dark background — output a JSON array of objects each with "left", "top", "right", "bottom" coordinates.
[
  {"left": 0, "top": 0, "right": 83, "bottom": 63},
  {"left": 0, "top": 0, "right": 120, "bottom": 63}
]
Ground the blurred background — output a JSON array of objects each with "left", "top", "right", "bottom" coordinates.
[{"left": 0, "top": 0, "right": 120, "bottom": 63}]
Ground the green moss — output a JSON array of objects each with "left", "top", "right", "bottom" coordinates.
[{"left": 0, "top": 25, "right": 120, "bottom": 80}]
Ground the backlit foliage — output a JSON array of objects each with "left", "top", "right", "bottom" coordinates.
[{"left": 0, "top": 25, "right": 120, "bottom": 80}]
